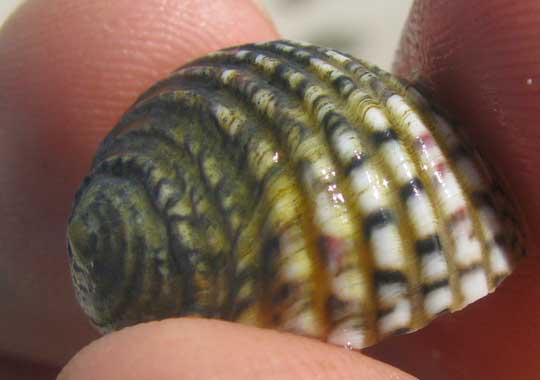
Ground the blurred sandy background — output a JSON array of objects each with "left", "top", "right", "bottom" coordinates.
[
  {"left": 1, "top": 1, "right": 412, "bottom": 69},
  {"left": 0, "top": 0, "right": 22, "bottom": 25},
  {"left": 261, "top": 0, "right": 413, "bottom": 69}
]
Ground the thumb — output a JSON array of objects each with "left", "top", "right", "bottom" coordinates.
[
  {"left": 59, "top": 319, "right": 417, "bottom": 380},
  {"left": 367, "top": 1, "right": 540, "bottom": 379}
]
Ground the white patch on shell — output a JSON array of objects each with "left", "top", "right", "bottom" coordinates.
[
  {"left": 424, "top": 286, "right": 453, "bottom": 316},
  {"left": 220, "top": 69, "right": 237, "bottom": 84},
  {"left": 356, "top": 184, "right": 386, "bottom": 214},
  {"left": 331, "top": 129, "right": 363, "bottom": 162},
  {"left": 386, "top": 95, "right": 426, "bottom": 136},
  {"left": 489, "top": 245, "right": 511, "bottom": 275},
  {"left": 254, "top": 54, "right": 280, "bottom": 72},
  {"left": 407, "top": 194, "right": 438, "bottom": 234},
  {"left": 310, "top": 58, "right": 343, "bottom": 83},
  {"left": 461, "top": 269, "right": 489, "bottom": 305},
  {"left": 313, "top": 191, "right": 350, "bottom": 237},
  {"left": 324, "top": 50, "right": 351, "bottom": 65},
  {"left": 235, "top": 50, "right": 251, "bottom": 59},
  {"left": 348, "top": 162, "right": 389, "bottom": 214},
  {"left": 378, "top": 298, "right": 411, "bottom": 334},
  {"left": 287, "top": 72, "right": 306, "bottom": 89},
  {"left": 452, "top": 220, "right": 483, "bottom": 266},
  {"left": 292, "top": 40, "right": 312, "bottom": 48},
  {"left": 378, "top": 283, "right": 407, "bottom": 305},
  {"left": 333, "top": 268, "right": 366, "bottom": 302},
  {"left": 274, "top": 42, "right": 295, "bottom": 53},
  {"left": 364, "top": 107, "right": 390, "bottom": 131},
  {"left": 379, "top": 141, "right": 411, "bottom": 175},
  {"left": 421, "top": 251, "right": 449, "bottom": 280},
  {"left": 439, "top": 176, "right": 467, "bottom": 215},
  {"left": 393, "top": 161, "right": 416, "bottom": 184},
  {"left": 371, "top": 224, "right": 405, "bottom": 269}
]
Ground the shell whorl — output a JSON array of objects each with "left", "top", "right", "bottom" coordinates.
[{"left": 67, "top": 40, "right": 523, "bottom": 349}]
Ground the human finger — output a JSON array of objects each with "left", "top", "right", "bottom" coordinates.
[
  {"left": 59, "top": 318, "right": 417, "bottom": 380},
  {"left": 366, "top": 1, "right": 540, "bottom": 379},
  {"left": 0, "top": 0, "right": 277, "bottom": 366}
]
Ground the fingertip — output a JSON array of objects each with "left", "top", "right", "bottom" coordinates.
[
  {"left": 394, "top": 0, "right": 540, "bottom": 253},
  {"left": 0, "top": 0, "right": 278, "bottom": 366},
  {"left": 59, "top": 319, "right": 417, "bottom": 380},
  {"left": 383, "top": 1, "right": 540, "bottom": 379}
]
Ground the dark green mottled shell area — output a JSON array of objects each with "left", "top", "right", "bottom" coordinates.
[{"left": 68, "top": 40, "right": 522, "bottom": 349}]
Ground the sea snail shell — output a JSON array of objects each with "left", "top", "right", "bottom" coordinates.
[{"left": 67, "top": 40, "right": 523, "bottom": 349}]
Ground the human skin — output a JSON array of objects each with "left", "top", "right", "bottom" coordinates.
[{"left": 0, "top": 0, "right": 538, "bottom": 379}]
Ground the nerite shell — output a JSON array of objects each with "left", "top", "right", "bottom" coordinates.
[{"left": 67, "top": 40, "right": 523, "bottom": 349}]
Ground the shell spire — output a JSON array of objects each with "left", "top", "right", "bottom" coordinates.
[{"left": 67, "top": 40, "right": 523, "bottom": 349}]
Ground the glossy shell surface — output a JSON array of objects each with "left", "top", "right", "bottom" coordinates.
[{"left": 67, "top": 40, "right": 522, "bottom": 349}]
